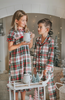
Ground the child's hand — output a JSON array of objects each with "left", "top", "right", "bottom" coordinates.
[
  {"left": 21, "top": 42, "right": 30, "bottom": 45},
  {"left": 33, "top": 67, "right": 37, "bottom": 75},
  {"left": 43, "top": 70, "right": 47, "bottom": 76},
  {"left": 30, "top": 32, "right": 35, "bottom": 39}
]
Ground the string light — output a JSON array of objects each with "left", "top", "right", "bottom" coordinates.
[
  {"left": 33, "top": 19, "right": 36, "bottom": 23},
  {"left": 32, "top": 30, "right": 34, "bottom": 32},
  {"left": 35, "top": 16, "right": 37, "bottom": 17},
  {"left": 51, "top": 21, "right": 53, "bottom": 23},
  {"left": 32, "top": 14, "right": 61, "bottom": 48},
  {"left": 58, "top": 37, "right": 60, "bottom": 39},
  {"left": 60, "top": 42, "right": 62, "bottom": 44},
  {"left": 58, "top": 32, "right": 60, "bottom": 34},
  {"left": 0, "top": 23, "right": 2, "bottom": 26},
  {"left": 60, "top": 27, "right": 62, "bottom": 29},
  {"left": 49, "top": 14, "right": 61, "bottom": 60}
]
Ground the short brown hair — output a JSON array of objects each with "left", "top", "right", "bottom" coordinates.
[
  {"left": 38, "top": 18, "right": 53, "bottom": 35},
  {"left": 38, "top": 18, "right": 52, "bottom": 31}
]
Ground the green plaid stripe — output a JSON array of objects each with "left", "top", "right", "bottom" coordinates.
[
  {"left": 39, "top": 73, "right": 56, "bottom": 100},
  {"left": 33, "top": 35, "right": 56, "bottom": 99},
  {"left": 7, "top": 29, "right": 31, "bottom": 81},
  {"left": 33, "top": 35, "right": 54, "bottom": 74}
]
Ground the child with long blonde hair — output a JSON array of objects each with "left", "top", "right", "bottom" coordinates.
[{"left": 7, "top": 10, "right": 35, "bottom": 100}]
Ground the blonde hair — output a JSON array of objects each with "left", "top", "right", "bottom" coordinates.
[{"left": 11, "top": 10, "right": 29, "bottom": 32}]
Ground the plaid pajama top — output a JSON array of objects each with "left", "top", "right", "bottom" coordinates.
[
  {"left": 33, "top": 35, "right": 54, "bottom": 74},
  {"left": 7, "top": 29, "right": 31, "bottom": 81}
]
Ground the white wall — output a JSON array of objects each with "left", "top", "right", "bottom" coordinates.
[
  {"left": 1, "top": 13, "right": 63, "bottom": 70},
  {"left": 3, "top": 16, "right": 12, "bottom": 71},
  {"left": 61, "top": 19, "right": 65, "bottom": 60},
  {"left": 0, "top": 0, "right": 65, "bottom": 19},
  {"left": 0, "top": 36, "right": 5, "bottom": 73}
]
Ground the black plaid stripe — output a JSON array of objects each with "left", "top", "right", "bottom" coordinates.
[
  {"left": 33, "top": 35, "right": 56, "bottom": 99},
  {"left": 7, "top": 29, "right": 31, "bottom": 81},
  {"left": 33, "top": 35, "right": 54, "bottom": 74},
  {"left": 39, "top": 73, "right": 56, "bottom": 99}
]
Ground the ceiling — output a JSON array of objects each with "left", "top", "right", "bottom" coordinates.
[{"left": 0, "top": 0, "right": 65, "bottom": 19}]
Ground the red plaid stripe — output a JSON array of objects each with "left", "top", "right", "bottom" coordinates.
[
  {"left": 39, "top": 73, "right": 56, "bottom": 100},
  {"left": 7, "top": 29, "right": 31, "bottom": 81},
  {"left": 33, "top": 35, "right": 56, "bottom": 99},
  {"left": 33, "top": 35, "right": 54, "bottom": 73}
]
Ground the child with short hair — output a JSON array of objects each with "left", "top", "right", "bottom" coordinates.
[{"left": 33, "top": 18, "right": 56, "bottom": 100}]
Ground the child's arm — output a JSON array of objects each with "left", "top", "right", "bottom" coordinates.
[
  {"left": 29, "top": 33, "right": 35, "bottom": 49},
  {"left": 7, "top": 30, "right": 30, "bottom": 51},
  {"left": 45, "top": 39, "right": 54, "bottom": 75},
  {"left": 33, "top": 40, "right": 37, "bottom": 74},
  {"left": 8, "top": 41, "right": 30, "bottom": 51},
  {"left": 43, "top": 70, "right": 47, "bottom": 76},
  {"left": 33, "top": 67, "right": 37, "bottom": 75}
]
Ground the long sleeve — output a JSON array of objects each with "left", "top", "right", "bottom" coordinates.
[
  {"left": 45, "top": 39, "right": 54, "bottom": 74},
  {"left": 33, "top": 42, "right": 37, "bottom": 68}
]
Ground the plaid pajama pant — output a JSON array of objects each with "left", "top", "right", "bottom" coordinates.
[
  {"left": 39, "top": 72, "right": 56, "bottom": 100},
  {"left": 33, "top": 35, "right": 56, "bottom": 100}
]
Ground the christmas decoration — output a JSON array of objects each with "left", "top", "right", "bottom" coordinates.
[
  {"left": 60, "top": 59, "right": 65, "bottom": 83},
  {"left": 29, "top": 95, "right": 33, "bottom": 100},
  {"left": 32, "top": 74, "right": 36, "bottom": 83},
  {"left": 32, "top": 73, "right": 40, "bottom": 83},
  {"left": 61, "top": 58, "right": 65, "bottom": 68},
  {"left": 54, "top": 36, "right": 61, "bottom": 67},
  {"left": 33, "top": 88, "right": 38, "bottom": 100},
  {"left": 36, "top": 72, "right": 40, "bottom": 82},
  {"left": 60, "top": 58, "right": 65, "bottom": 83}
]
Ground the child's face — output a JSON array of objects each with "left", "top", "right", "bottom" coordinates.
[
  {"left": 38, "top": 23, "right": 48, "bottom": 35},
  {"left": 16, "top": 15, "right": 27, "bottom": 28}
]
